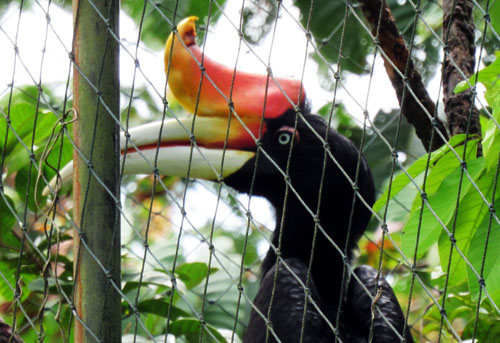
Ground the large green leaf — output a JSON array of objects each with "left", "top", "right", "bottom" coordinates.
[
  {"left": 0, "top": 102, "right": 36, "bottom": 156},
  {"left": 437, "top": 168, "right": 497, "bottom": 287},
  {"left": 467, "top": 197, "right": 500, "bottom": 306},
  {"left": 169, "top": 318, "right": 227, "bottom": 343},
  {"left": 423, "top": 138, "right": 479, "bottom": 196},
  {"left": 176, "top": 262, "right": 218, "bottom": 289},
  {"left": 462, "top": 312, "right": 500, "bottom": 342},
  {"left": 373, "top": 134, "right": 477, "bottom": 212},
  {"left": 0, "top": 194, "right": 20, "bottom": 250},
  {"left": 456, "top": 51, "right": 500, "bottom": 307},
  {"left": 0, "top": 103, "right": 60, "bottom": 171},
  {"left": 0, "top": 258, "right": 38, "bottom": 305},
  {"left": 482, "top": 114, "right": 500, "bottom": 171},
  {"left": 15, "top": 163, "right": 48, "bottom": 212},
  {"left": 491, "top": 0, "right": 500, "bottom": 40},
  {"left": 402, "top": 156, "right": 484, "bottom": 260},
  {"left": 136, "top": 297, "right": 189, "bottom": 319}
]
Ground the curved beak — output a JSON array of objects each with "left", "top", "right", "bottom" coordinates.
[
  {"left": 44, "top": 17, "right": 305, "bottom": 196},
  {"left": 165, "top": 16, "right": 305, "bottom": 119}
]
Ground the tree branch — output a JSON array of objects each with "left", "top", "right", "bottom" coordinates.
[
  {"left": 359, "top": 0, "right": 449, "bottom": 152},
  {"left": 442, "top": 0, "right": 481, "bottom": 138}
]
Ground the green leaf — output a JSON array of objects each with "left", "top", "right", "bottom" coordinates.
[
  {"left": 28, "top": 277, "right": 72, "bottom": 293},
  {"left": 479, "top": 54, "right": 500, "bottom": 169},
  {"left": 15, "top": 163, "right": 47, "bottom": 212},
  {"left": 374, "top": 134, "right": 473, "bottom": 213},
  {"left": 4, "top": 149, "right": 30, "bottom": 177},
  {"left": 482, "top": 116, "right": 500, "bottom": 171},
  {"left": 0, "top": 102, "right": 36, "bottom": 156},
  {"left": 425, "top": 137, "right": 479, "bottom": 195},
  {"left": 437, "top": 167, "right": 497, "bottom": 287},
  {"left": 169, "top": 318, "right": 227, "bottom": 343},
  {"left": 491, "top": 0, "right": 500, "bottom": 38},
  {"left": 0, "top": 104, "right": 59, "bottom": 158},
  {"left": 467, "top": 196, "right": 500, "bottom": 306},
  {"left": 294, "top": 0, "right": 439, "bottom": 77},
  {"left": 373, "top": 152, "right": 433, "bottom": 213},
  {"left": 402, "top": 156, "right": 485, "bottom": 260},
  {"left": 294, "top": 0, "right": 370, "bottom": 74},
  {"left": 176, "top": 262, "right": 218, "bottom": 289},
  {"left": 0, "top": 194, "right": 20, "bottom": 250},
  {"left": 454, "top": 52, "right": 500, "bottom": 93},
  {"left": 462, "top": 313, "right": 500, "bottom": 341},
  {"left": 136, "top": 297, "right": 190, "bottom": 319},
  {"left": 0, "top": 261, "right": 18, "bottom": 299},
  {"left": 0, "top": 259, "right": 39, "bottom": 304}
]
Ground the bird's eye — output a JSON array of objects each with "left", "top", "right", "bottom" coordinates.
[
  {"left": 277, "top": 131, "right": 292, "bottom": 145},
  {"left": 274, "top": 126, "right": 299, "bottom": 147}
]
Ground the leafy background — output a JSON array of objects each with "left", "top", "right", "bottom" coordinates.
[{"left": 0, "top": 0, "right": 499, "bottom": 342}]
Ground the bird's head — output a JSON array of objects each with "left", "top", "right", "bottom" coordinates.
[{"left": 47, "top": 17, "right": 374, "bottom": 240}]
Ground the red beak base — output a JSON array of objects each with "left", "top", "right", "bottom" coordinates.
[{"left": 164, "top": 16, "right": 306, "bottom": 125}]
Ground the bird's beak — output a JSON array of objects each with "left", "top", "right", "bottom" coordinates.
[
  {"left": 43, "top": 16, "right": 304, "bottom": 196},
  {"left": 44, "top": 116, "right": 258, "bottom": 196},
  {"left": 165, "top": 16, "right": 305, "bottom": 119}
]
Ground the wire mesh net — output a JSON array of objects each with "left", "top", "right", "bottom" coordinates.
[{"left": 0, "top": 0, "right": 499, "bottom": 342}]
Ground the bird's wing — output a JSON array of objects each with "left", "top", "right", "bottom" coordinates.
[
  {"left": 344, "top": 265, "right": 414, "bottom": 343},
  {"left": 244, "top": 258, "right": 332, "bottom": 343}
]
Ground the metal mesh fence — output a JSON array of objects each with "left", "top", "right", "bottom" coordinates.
[{"left": 0, "top": 0, "right": 499, "bottom": 342}]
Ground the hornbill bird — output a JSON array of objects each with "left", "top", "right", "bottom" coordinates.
[{"left": 48, "top": 17, "right": 413, "bottom": 343}]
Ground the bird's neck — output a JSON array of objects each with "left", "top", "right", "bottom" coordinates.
[{"left": 261, "top": 192, "right": 359, "bottom": 310}]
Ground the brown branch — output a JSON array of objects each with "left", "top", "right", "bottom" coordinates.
[
  {"left": 359, "top": 0, "right": 449, "bottom": 152},
  {"left": 442, "top": 0, "right": 481, "bottom": 138}
]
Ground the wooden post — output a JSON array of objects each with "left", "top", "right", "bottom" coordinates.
[{"left": 72, "top": 0, "right": 121, "bottom": 342}]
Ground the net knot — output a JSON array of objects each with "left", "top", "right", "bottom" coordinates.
[{"left": 479, "top": 277, "right": 486, "bottom": 287}]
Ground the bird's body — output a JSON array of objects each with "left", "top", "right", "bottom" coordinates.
[
  {"left": 0, "top": 320, "right": 22, "bottom": 343},
  {"left": 245, "top": 259, "right": 413, "bottom": 343},
  {"left": 225, "top": 110, "right": 413, "bottom": 342}
]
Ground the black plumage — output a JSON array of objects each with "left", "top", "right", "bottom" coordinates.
[
  {"left": 225, "top": 109, "right": 413, "bottom": 342},
  {"left": 0, "top": 320, "right": 22, "bottom": 343}
]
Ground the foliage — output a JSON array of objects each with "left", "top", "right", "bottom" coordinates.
[
  {"left": 121, "top": 0, "right": 227, "bottom": 50},
  {"left": 375, "top": 53, "right": 500, "bottom": 340},
  {"left": 293, "top": 0, "right": 441, "bottom": 79}
]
